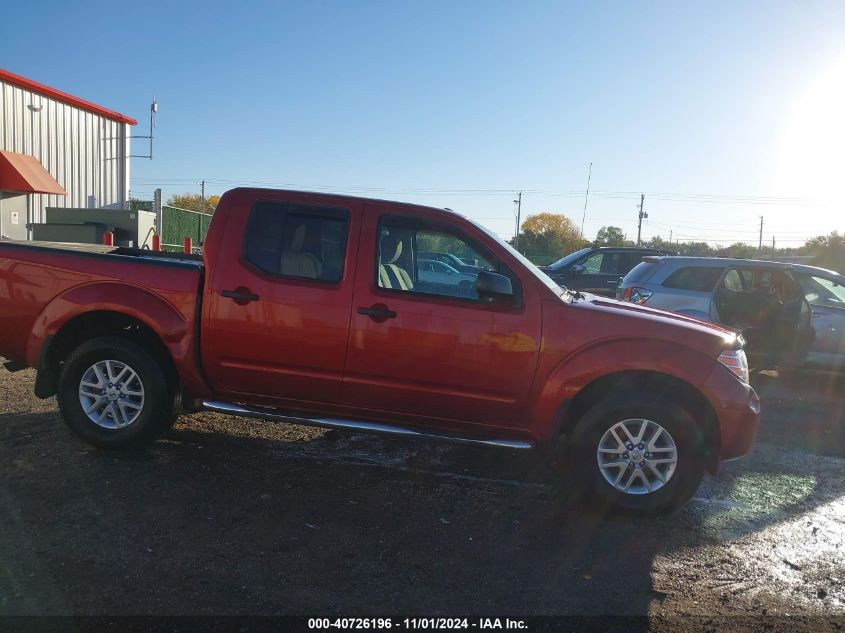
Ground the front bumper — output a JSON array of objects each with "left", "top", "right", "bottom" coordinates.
[{"left": 702, "top": 365, "right": 761, "bottom": 462}]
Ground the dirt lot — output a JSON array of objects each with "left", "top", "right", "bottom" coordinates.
[{"left": 1, "top": 366, "right": 844, "bottom": 628}]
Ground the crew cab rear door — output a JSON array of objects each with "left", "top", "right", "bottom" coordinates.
[
  {"left": 341, "top": 203, "right": 542, "bottom": 434},
  {"left": 202, "top": 192, "right": 362, "bottom": 405}
]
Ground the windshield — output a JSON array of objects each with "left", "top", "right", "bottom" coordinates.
[
  {"left": 546, "top": 248, "right": 592, "bottom": 270},
  {"left": 798, "top": 273, "right": 845, "bottom": 308}
]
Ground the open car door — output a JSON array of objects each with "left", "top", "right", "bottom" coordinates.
[
  {"left": 794, "top": 272, "right": 845, "bottom": 372},
  {"left": 713, "top": 266, "right": 810, "bottom": 365}
]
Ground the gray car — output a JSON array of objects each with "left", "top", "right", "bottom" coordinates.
[{"left": 617, "top": 256, "right": 845, "bottom": 371}]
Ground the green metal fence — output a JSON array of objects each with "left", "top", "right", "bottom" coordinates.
[{"left": 161, "top": 205, "right": 213, "bottom": 252}]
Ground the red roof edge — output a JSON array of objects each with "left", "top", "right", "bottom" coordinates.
[{"left": 0, "top": 68, "right": 137, "bottom": 125}]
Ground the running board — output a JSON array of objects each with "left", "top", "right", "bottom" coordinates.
[{"left": 201, "top": 401, "right": 534, "bottom": 450}]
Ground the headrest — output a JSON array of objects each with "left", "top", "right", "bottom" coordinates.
[
  {"left": 380, "top": 234, "right": 403, "bottom": 264},
  {"left": 290, "top": 225, "right": 306, "bottom": 252}
]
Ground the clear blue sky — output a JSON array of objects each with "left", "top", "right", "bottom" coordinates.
[{"left": 3, "top": 0, "right": 844, "bottom": 247}]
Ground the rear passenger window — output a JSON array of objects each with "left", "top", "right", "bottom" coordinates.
[
  {"left": 662, "top": 267, "right": 723, "bottom": 292},
  {"left": 244, "top": 202, "right": 349, "bottom": 283}
]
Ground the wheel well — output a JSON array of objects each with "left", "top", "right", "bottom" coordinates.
[
  {"left": 560, "top": 370, "right": 721, "bottom": 471},
  {"left": 35, "top": 311, "right": 179, "bottom": 399}
]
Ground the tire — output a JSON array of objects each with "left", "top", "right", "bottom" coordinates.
[
  {"left": 56, "top": 336, "right": 177, "bottom": 449},
  {"left": 567, "top": 391, "right": 707, "bottom": 515}
]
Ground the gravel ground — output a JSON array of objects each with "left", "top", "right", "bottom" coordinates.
[{"left": 0, "top": 365, "right": 844, "bottom": 629}]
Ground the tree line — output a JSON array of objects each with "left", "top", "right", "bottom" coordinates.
[{"left": 515, "top": 211, "right": 845, "bottom": 272}]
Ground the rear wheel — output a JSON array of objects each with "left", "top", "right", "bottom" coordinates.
[
  {"left": 567, "top": 392, "right": 707, "bottom": 515},
  {"left": 57, "top": 336, "right": 177, "bottom": 449}
]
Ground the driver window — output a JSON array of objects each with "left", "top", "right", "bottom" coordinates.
[
  {"left": 376, "top": 220, "right": 496, "bottom": 301},
  {"left": 582, "top": 252, "right": 604, "bottom": 273}
]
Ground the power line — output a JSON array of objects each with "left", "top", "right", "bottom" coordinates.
[{"left": 129, "top": 177, "right": 822, "bottom": 205}]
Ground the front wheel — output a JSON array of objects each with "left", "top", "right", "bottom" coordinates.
[
  {"left": 567, "top": 392, "right": 707, "bottom": 515},
  {"left": 57, "top": 336, "right": 177, "bottom": 449}
]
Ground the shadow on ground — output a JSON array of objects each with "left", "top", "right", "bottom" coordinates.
[{"left": 0, "top": 369, "right": 843, "bottom": 626}]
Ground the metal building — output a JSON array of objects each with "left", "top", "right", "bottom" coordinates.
[{"left": 0, "top": 68, "right": 136, "bottom": 240}]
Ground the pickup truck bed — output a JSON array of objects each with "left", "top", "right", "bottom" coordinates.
[{"left": 0, "top": 239, "right": 207, "bottom": 399}]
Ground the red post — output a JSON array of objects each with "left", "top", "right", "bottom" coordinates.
[
  {"left": 103, "top": 231, "right": 114, "bottom": 246},
  {"left": 152, "top": 234, "right": 161, "bottom": 251},
  {"left": 183, "top": 237, "right": 193, "bottom": 254}
]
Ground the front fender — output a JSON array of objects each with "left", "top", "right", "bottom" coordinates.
[
  {"left": 26, "top": 282, "right": 191, "bottom": 370},
  {"left": 528, "top": 337, "right": 721, "bottom": 444}
]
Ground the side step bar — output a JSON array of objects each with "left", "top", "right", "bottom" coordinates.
[{"left": 202, "top": 401, "right": 534, "bottom": 450}]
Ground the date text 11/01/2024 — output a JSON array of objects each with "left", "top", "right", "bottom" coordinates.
[{"left": 308, "top": 618, "right": 528, "bottom": 629}]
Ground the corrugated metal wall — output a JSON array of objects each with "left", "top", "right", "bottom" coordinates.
[{"left": 0, "top": 78, "right": 131, "bottom": 234}]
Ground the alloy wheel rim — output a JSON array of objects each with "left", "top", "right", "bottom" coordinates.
[
  {"left": 596, "top": 418, "right": 678, "bottom": 495},
  {"left": 78, "top": 360, "right": 145, "bottom": 429}
]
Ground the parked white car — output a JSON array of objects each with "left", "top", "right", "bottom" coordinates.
[{"left": 417, "top": 259, "right": 476, "bottom": 287}]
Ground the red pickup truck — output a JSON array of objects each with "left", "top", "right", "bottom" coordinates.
[{"left": 0, "top": 188, "right": 760, "bottom": 513}]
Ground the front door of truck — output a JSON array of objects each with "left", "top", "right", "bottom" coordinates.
[
  {"left": 342, "top": 204, "right": 542, "bottom": 434},
  {"left": 202, "top": 193, "right": 362, "bottom": 405}
]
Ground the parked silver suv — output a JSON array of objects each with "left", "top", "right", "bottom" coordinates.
[{"left": 617, "top": 256, "right": 845, "bottom": 371}]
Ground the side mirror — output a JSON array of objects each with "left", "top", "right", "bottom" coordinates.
[
  {"left": 476, "top": 270, "right": 514, "bottom": 302},
  {"left": 571, "top": 264, "right": 586, "bottom": 277}
]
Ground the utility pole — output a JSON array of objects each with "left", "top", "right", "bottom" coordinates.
[
  {"left": 513, "top": 191, "right": 522, "bottom": 250},
  {"left": 669, "top": 229, "right": 673, "bottom": 246},
  {"left": 772, "top": 235, "right": 776, "bottom": 260},
  {"left": 758, "top": 216, "right": 764, "bottom": 255},
  {"left": 579, "top": 162, "right": 593, "bottom": 246},
  {"left": 636, "top": 194, "right": 647, "bottom": 246},
  {"left": 200, "top": 180, "right": 206, "bottom": 214},
  {"left": 153, "top": 188, "right": 162, "bottom": 236}
]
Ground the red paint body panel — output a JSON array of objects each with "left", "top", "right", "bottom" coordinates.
[
  {"left": 0, "top": 187, "right": 760, "bottom": 465},
  {"left": 201, "top": 189, "right": 363, "bottom": 406},
  {"left": 342, "top": 201, "right": 543, "bottom": 435},
  {"left": 0, "top": 243, "right": 208, "bottom": 398}
]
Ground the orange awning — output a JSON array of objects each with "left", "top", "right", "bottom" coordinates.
[{"left": 0, "top": 150, "right": 66, "bottom": 195}]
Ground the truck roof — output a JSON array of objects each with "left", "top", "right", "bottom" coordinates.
[{"left": 225, "top": 187, "right": 468, "bottom": 219}]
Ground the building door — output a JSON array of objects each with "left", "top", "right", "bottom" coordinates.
[{"left": 0, "top": 193, "right": 28, "bottom": 240}]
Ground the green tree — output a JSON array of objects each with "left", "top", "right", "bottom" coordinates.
[
  {"left": 676, "top": 241, "right": 713, "bottom": 257},
  {"left": 166, "top": 193, "right": 221, "bottom": 214},
  {"left": 518, "top": 212, "right": 582, "bottom": 264},
  {"left": 714, "top": 242, "right": 758, "bottom": 259},
  {"left": 593, "top": 226, "right": 630, "bottom": 247},
  {"left": 799, "top": 231, "right": 845, "bottom": 271},
  {"left": 645, "top": 236, "right": 675, "bottom": 251}
]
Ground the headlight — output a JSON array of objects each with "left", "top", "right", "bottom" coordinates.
[{"left": 718, "top": 349, "right": 749, "bottom": 384}]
